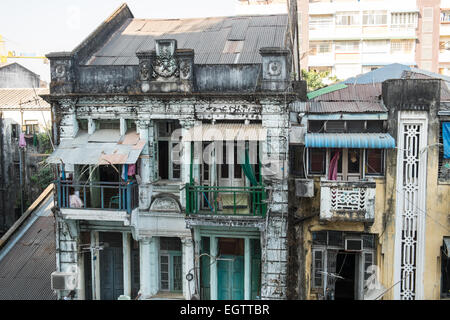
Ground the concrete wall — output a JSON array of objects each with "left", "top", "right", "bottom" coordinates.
[{"left": 0, "top": 63, "right": 40, "bottom": 88}]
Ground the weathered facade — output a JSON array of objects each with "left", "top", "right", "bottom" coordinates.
[
  {"left": 0, "top": 87, "right": 51, "bottom": 234},
  {"left": 44, "top": 4, "right": 306, "bottom": 300},
  {"left": 0, "top": 63, "right": 42, "bottom": 89},
  {"left": 288, "top": 66, "right": 450, "bottom": 300}
]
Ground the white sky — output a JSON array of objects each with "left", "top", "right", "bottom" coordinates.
[{"left": 0, "top": 0, "right": 284, "bottom": 82}]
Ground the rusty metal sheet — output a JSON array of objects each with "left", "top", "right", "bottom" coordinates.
[{"left": 86, "top": 14, "right": 288, "bottom": 66}]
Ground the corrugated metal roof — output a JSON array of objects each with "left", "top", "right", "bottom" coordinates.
[
  {"left": 311, "top": 83, "right": 382, "bottom": 102},
  {"left": 0, "top": 88, "right": 50, "bottom": 110},
  {"left": 87, "top": 15, "right": 288, "bottom": 66},
  {"left": 0, "top": 196, "right": 56, "bottom": 300},
  {"left": 47, "top": 130, "right": 146, "bottom": 165},
  {"left": 305, "top": 133, "right": 396, "bottom": 149},
  {"left": 308, "top": 101, "right": 386, "bottom": 113}
]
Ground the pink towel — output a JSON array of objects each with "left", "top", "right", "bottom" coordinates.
[
  {"left": 328, "top": 151, "right": 340, "bottom": 181},
  {"left": 128, "top": 163, "right": 136, "bottom": 176},
  {"left": 19, "top": 133, "right": 26, "bottom": 148}
]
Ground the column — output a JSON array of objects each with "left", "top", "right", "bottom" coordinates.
[
  {"left": 210, "top": 236, "right": 218, "bottom": 300},
  {"left": 181, "top": 237, "right": 195, "bottom": 299},
  {"left": 78, "top": 252, "right": 85, "bottom": 300},
  {"left": 140, "top": 238, "right": 151, "bottom": 298},
  {"left": 179, "top": 119, "right": 196, "bottom": 209},
  {"left": 91, "top": 231, "right": 100, "bottom": 300},
  {"left": 148, "top": 236, "right": 160, "bottom": 296},
  {"left": 244, "top": 237, "right": 251, "bottom": 300},
  {"left": 193, "top": 227, "right": 201, "bottom": 297},
  {"left": 122, "top": 232, "right": 131, "bottom": 297},
  {"left": 137, "top": 120, "right": 152, "bottom": 210}
]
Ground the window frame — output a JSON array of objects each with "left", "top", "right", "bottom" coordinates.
[
  {"left": 362, "top": 10, "right": 387, "bottom": 26},
  {"left": 365, "top": 149, "right": 385, "bottom": 176}
]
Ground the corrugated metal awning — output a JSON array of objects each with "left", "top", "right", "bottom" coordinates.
[
  {"left": 305, "top": 133, "right": 395, "bottom": 149},
  {"left": 46, "top": 130, "right": 146, "bottom": 165},
  {"left": 183, "top": 123, "right": 267, "bottom": 141}
]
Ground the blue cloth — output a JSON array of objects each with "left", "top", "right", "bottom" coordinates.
[
  {"left": 305, "top": 133, "right": 395, "bottom": 149},
  {"left": 443, "top": 122, "right": 450, "bottom": 159}
]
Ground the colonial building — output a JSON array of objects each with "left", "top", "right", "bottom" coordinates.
[
  {"left": 288, "top": 64, "right": 450, "bottom": 300},
  {"left": 44, "top": 4, "right": 306, "bottom": 300}
]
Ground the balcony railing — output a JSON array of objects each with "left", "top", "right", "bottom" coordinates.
[
  {"left": 56, "top": 180, "right": 139, "bottom": 214},
  {"left": 185, "top": 184, "right": 267, "bottom": 217},
  {"left": 320, "top": 178, "right": 376, "bottom": 223}
]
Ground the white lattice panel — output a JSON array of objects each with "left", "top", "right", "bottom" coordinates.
[{"left": 395, "top": 120, "right": 427, "bottom": 300}]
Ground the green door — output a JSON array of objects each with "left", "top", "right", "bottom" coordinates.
[{"left": 218, "top": 255, "right": 244, "bottom": 300}]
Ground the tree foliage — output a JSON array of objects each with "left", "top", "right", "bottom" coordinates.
[{"left": 301, "top": 69, "right": 339, "bottom": 92}]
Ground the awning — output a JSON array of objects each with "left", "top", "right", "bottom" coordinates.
[
  {"left": 46, "top": 130, "right": 146, "bottom": 165},
  {"left": 305, "top": 133, "right": 396, "bottom": 149},
  {"left": 183, "top": 123, "right": 267, "bottom": 141}
]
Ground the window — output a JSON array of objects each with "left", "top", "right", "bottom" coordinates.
[
  {"left": 309, "top": 148, "right": 326, "bottom": 174},
  {"left": 309, "top": 15, "right": 333, "bottom": 30},
  {"left": 312, "top": 249, "right": 324, "bottom": 288},
  {"left": 160, "top": 237, "right": 182, "bottom": 292},
  {"left": 441, "top": 11, "right": 450, "bottom": 22},
  {"left": 366, "top": 149, "right": 384, "bottom": 175},
  {"left": 439, "top": 122, "right": 450, "bottom": 181},
  {"left": 362, "top": 40, "right": 389, "bottom": 53},
  {"left": 157, "top": 121, "right": 181, "bottom": 180},
  {"left": 24, "top": 120, "right": 39, "bottom": 135},
  {"left": 310, "top": 41, "right": 332, "bottom": 55},
  {"left": 308, "top": 148, "right": 386, "bottom": 179},
  {"left": 363, "top": 10, "right": 387, "bottom": 25},
  {"left": 391, "top": 12, "right": 418, "bottom": 29},
  {"left": 347, "top": 121, "right": 365, "bottom": 133},
  {"left": 441, "top": 238, "right": 450, "bottom": 298},
  {"left": 308, "top": 120, "right": 325, "bottom": 133},
  {"left": 289, "top": 145, "right": 305, "bottom": 177},
  {"left": 391, "top": 40, "right": 414, "bottom": 54},
  {"left": 11, "top": 123, "right": 19, "bottom": 139},
  {"left": 309, "top": 120, "right": 384, "bottom": 133},
  {"left": 335, "top": 12, "right": 360, "bottom": 26},
  {"left": 366, "top": 120, "right": 384, "bottom": 133},
  {"left": 335, "top": 41, "right": 360, "bottom": 53}
]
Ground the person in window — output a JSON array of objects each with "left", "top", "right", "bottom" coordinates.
[
  {"left": 348, "top": 150, "right": 359, "bottom": 173},
  {"left": 69, "top": 190, "right": 84, "bottom": 208}
]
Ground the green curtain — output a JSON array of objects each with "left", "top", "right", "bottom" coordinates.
[{"left": 241, "top": 147, "right": 258, "bottom": 186}]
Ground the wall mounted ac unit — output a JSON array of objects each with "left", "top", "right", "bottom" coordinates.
[
  {"left": 51, "top": 271, "right": 78, "bottom": 291},
  {"left": 345, "top": 239, "right": 363, "bottom": 252},
  {"left": 295, "top": 179, "right": 314, "bottom": 197}
]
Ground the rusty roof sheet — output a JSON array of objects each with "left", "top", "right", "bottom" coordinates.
[
  {"left": 0, "top": 88, "right": 50, "bottom": 110},
  {"left": 311, "top": 83, "right": 382, "bottom": 102},
  {"left": 0, "top": 196, "right": 56, "bottom": 300},
  {"left": 308, "top": 101, "right": 386, "bottom": 113},
  {"left": 87, "top": 15, "right": 288, "bottom": 66}
]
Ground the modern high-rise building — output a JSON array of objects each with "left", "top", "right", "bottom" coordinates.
[{"left": 237, "top": 0, "right": 443, "bottom": 80}]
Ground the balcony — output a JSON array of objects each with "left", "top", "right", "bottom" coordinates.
[
  {"left": 56, "top": 180, "right": 139, "bottom": 222},
  {"left": 319, "top": 178, "right": 376, "bottom": 223},
  {"left": 185, "top": 184, "right": 267, "bottom": 229}
]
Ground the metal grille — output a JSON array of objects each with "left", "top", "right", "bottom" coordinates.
[
  {"left": 399, "top": 124, "right": 421, "bottom": 300},
  {"left": 330, "top": 187, "right": 366, "bottom": 211}
]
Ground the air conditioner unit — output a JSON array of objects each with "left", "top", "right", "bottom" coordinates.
[
  {"left": 51, "top": 271, "right": 78, "bottom": 291},
  {"left": 295, "top": 179, "right": 314, "bottom": 197},
  {"left": 345, "top": 239, "right": 363, "bottom": 252}
]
